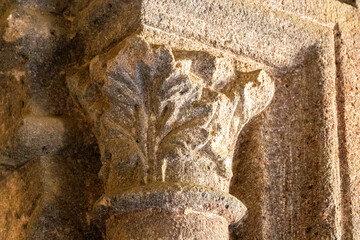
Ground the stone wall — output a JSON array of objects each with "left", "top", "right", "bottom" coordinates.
[{"left": 0, "top": 0, "right": 359, "bottom": 239}]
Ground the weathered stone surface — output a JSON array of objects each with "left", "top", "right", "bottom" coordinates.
[
  {"left": 66, "top": 35, "right": 273, "bottom": 238},
  {"left": 0, "top": 0, "right": 359, "bottom": 239},
  {"left": 67, "top": 36, "right": 274, "bottom": 191}
]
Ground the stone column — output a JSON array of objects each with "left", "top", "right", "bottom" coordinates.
[{"left": 67, "top": 36, "right": 274, "bottom": 239}]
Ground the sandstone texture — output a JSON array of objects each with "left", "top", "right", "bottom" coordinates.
[{"left": 0, "top": 0, "right": 359, "bottom": 239}]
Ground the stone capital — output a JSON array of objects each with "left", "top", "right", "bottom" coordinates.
[
  {"left": 67, "top": 35, "right": 274, "bottom": 238},
  {"left": 1, "top": 0, "right": 359, "bottom": 239}
]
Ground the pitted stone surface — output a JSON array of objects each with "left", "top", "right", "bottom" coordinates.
[
  {"left": 0, "top": 0, "right": 359, "bottom": 239},
  {"left": 67, "top": 35, "right": 272, "bottom": 238},
  {"left": 67, "top": 36, "right": 274, "bottom": 194},
  {"left": 93, "top": 183, "right": 246, "bottom": 225}
]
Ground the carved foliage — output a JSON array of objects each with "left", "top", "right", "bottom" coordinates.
[{"left": 67, "top": 37, "right": 274, "bottom": 193}]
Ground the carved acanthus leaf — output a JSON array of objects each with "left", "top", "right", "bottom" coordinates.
[{"left": 67, "top": 37, "right": 274, "bottom": 192}]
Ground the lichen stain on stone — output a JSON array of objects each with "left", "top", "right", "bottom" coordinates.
[{"left": 3, "top": 14, "right": 29, "bottom": 42}]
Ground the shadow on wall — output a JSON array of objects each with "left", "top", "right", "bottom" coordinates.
[{"left": 230, "top": 46, "right": 341, "bottom": 239}]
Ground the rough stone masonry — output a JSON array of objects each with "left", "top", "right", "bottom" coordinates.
[{"left": 0, "top": 0, "right": 359, "bottom": 239}]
